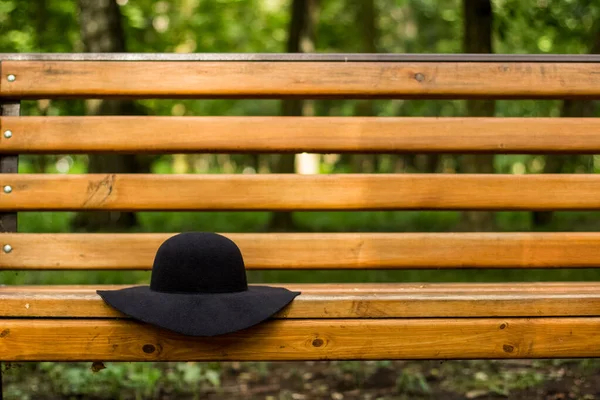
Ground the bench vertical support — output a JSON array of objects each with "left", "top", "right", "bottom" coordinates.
[{"left": 0, "top": 99, "right": 20, "bottom": 400}]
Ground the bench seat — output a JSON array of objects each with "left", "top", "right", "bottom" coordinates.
[
  {"left": 3, "top": 283, "right": 600, "bottom": 318},
  {"left": 1, "top": 283, "right": 600, "bottom": 361}
]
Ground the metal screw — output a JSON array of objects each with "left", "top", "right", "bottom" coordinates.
[
  {"left": 3, "top": 244, "right": 12, "bottom": 254},
  {"left": 414, "top": 73, "right": 425, "bottom": 82},
  {"left": 3, "top": 186, "right": 12, "bottom": 194},
  {"left": 6, "top": 74, "right": 15, "bottom": 82},
  {"left": 3, "top": 130, "right": 12, "bottom": 139}
]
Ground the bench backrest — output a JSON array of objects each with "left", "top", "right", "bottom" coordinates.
[{"left": 1, "top": 54, "right": 600, "bottom": 273}]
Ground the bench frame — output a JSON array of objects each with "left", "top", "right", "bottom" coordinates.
[
  {"left": 0, "top": 96, "right": 18, "bottom": 400},
  {"left": 4, "top": 52, "right": 600, "bottom": 398}
]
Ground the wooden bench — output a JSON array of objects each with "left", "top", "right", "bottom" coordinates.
[{"left": 2, "top": 53, "right": 600, "bottom": 387}]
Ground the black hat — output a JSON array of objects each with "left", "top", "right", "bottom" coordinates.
[{"left": 97, "top": 232, "right": 300, "bottom": 336}]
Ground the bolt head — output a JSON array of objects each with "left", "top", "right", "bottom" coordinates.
[
  {"left": 3, "top": 244, "right": 12, "bottom": 253},
  {"left": 6, "top": 74, "right": 15, "bottom": 82},
  {"left": 3, "top": 130, "right": 12, "bottom": 139},
  {"left": 3, "top": 186, "right": 12, "bottom": 194}
]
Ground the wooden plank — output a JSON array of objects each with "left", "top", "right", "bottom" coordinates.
[
  {"left": 5, "top": 232, "right": 600, "bottom": 270},
  {"left": 2, "top": 283, "right": 600, "bottom": 318},
  {"left": 1, "top": 174, "right": 600, "bottom": 211},
  {"left": 4, "top": 116, "right": 600, "bottom": 154},
  {"left": 3, "top": 61, "right": 600, "bottom": 99},
  {"left": 1, "top": 318, "right": 600, "bottom": 361}
]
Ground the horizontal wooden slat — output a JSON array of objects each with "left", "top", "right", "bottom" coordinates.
[
  {"left": 4, "top": 116, "right": 600, "bottom": 154},
  {"left": 2, "top": 283, "right": 600, "bottom": 318},
  {"left": 1, "top": 174, "right": 600, "bottom": 211},
  {"left": 1, "top": 318, "right": 599, "bottom": 360},
  {"left": 3, "top": 61, "right": 600, "bottom": 99},
  {"left": 4, "top": 232, "right": 600, "bottom": 270}
]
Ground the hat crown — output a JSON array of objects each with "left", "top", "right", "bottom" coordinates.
[{"left": 150, "top": 232, "right": 248, "bottom": 294}]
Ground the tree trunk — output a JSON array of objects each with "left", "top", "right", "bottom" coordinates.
[
  {"left": 34, "top": 0, "right": 50, "bottom": 49},
  {"left": 74, "top": 0, "right": 144, "bottom": 232},
  {"left": 350, "top": 0, "right": 381, "bottom": 173},
  {"left": 268, "top": 0, "right": 318, "bottom": 231},
  {"left": 460, "top": 0, "right": 496, "bottom": 231}
]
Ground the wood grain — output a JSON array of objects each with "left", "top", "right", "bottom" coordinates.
[
  {"left": 3, "top": 61, "right": 600, "bottom": 99},
  {"left": 4, "top": 116, "right": 600, "bottom": 154},
  {"left": 1, "top": 318, "right": 600, "bottom": 361},
  {"left": 2, "top": 283, "right": 600, "bottom": 318},
  {"left": 1, "top": 174, "right": 600, "bottom": 211},
  {"left": 4, "top": 232, "right": 600, "bottom": 270}
]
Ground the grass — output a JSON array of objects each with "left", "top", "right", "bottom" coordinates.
[
  {"left": 3, "top": 362, "right": 222, "bottom": 400},
  {"left": 6, "top": 359, "right": 597, "bottom": 400}
]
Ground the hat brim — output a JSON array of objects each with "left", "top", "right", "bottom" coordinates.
[{"left": 97, "top": 285, "right": 300, "bottom": 337}]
